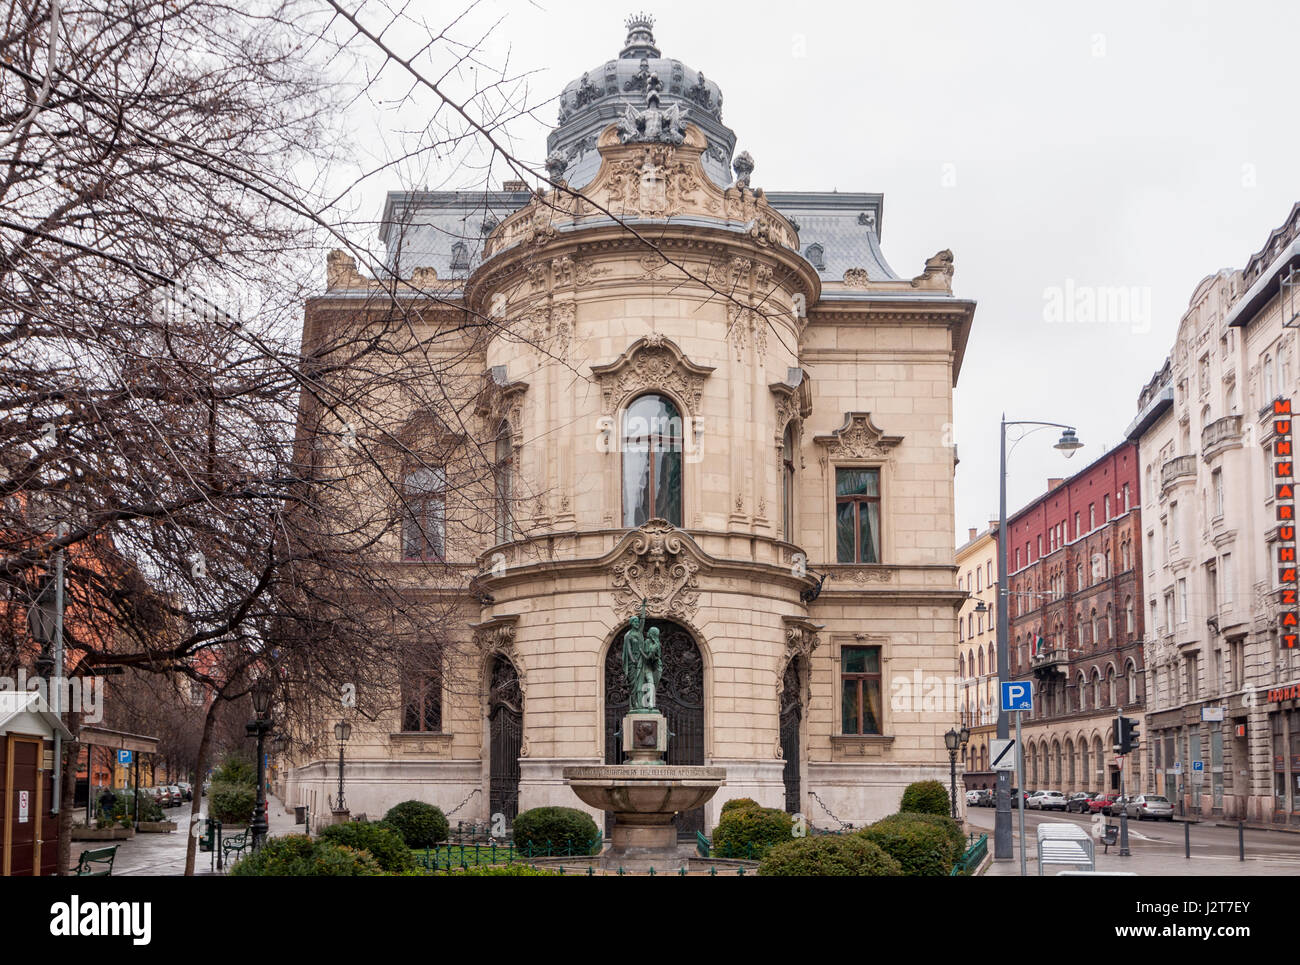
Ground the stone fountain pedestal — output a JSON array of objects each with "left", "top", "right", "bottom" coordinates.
[{"left": 562, "top": 711, "right": 725, "bottom": 869}]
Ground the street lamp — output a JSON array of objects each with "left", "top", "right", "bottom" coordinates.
[
  {"left": 330, "top": 720, "right": 352, "bottom": 814},
  {"left": 993, "top": 416, "right": 1082, "bottom": 864},
  {"left": 945, "top": 727, "right": 970, "bottom": 819},
  {"left": 246, "top": 675, "right": 275, "bottom": 850}
]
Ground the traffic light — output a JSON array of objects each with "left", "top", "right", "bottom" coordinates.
[{"left": 1114, "top": 716, "right": 1140, "bottom": 755}]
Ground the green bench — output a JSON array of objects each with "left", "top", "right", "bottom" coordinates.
[
  {"left": 222, "top": 828, "right": 251, "bottom": 862},
  {"left": 75, "top": 845, "right": 118, "bottom": 876}
]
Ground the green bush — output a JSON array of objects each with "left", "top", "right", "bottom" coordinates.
[
  {"left": 891, "top": 811, "right": 966, "bottom": 858},
  {"left": 382, "top": 800, "right": 449, "bottom": 849},
  {"left": 710, "top": 804, "right": 792, "bottom": 859},
  {"left": 859, "top": 814, "right": 962, "bottom": 876},
  {"left": 98, "top": 789, "right": 163, "bottom": 826},
  {"left": 759, "top": 835, "right": 902, "bottom": 876},
  {"left": 438, "top": 864, "right": 562, "bottom": 876},
  {"left": 229, "top": 835, "right": 384, "bottom": 876},
  {"left": 318, "top": 821, "right": 415, "bottom": 873},
  {"left": 209, "top": 782, "right": 257, "bottom": 826},
  {"left": 720, "top": 797, "right": 760, "bottom": 814},
  {"left": 511, "top": 807, "right": 601, "bottom": 856},
  {"left": 899, "top": 780, "right": 952, "bottom": 817},
  {"left": 211, "top": 754, "right": 256, "bottom": 786}
]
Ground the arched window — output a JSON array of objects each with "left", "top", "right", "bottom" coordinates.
[
  {"left": 804, "top": 243, "right": 825, "bottom": 270},
  {"left": 1126, "top": 660, "right": 1138, "bottom": 706},
  {"left": 1106, "top": 665, "right": 1116, "bottom": 707},
  {"left": 401, "top": 466, "right": 446, "bottom": 561},
  {"left": 1092, "top": 669, "right": 1102, "bottom": 708},
  {"left": 495, "top": 421, "right": 513, "bottom": 544},
  {"left": 1265, "top": 353, "right": 1276, "bottom": 402},
  {"left": 622, "top": 394, "right": 683, "bottom": 527},
  {"left": 1125, "top": 597, "right": 1134, "bottom": 635},
  {"left": 978, "top": 648, "right": 985, "bottom": 677},
  {"left": 1090, "top": 607, "right": 1099, "bottom": 647},
  {"left": 959, "top": 653, "right": 966, "bottom": 678},
  {"left": 781, "top": 423, "right": 796, "bottom": 539},
  {"left": 450, "top": 241, "right": 470, "bottom": 271},
  {"left": 968, "top": 649, "right": 975, "bottom": 677}
]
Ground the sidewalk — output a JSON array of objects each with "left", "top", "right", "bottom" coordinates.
[{"left": 983, "top": 840, "right": 1300, "bottom": 876}]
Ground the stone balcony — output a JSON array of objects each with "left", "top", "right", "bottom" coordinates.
[
  {"left": 1030, "top": 648, "right": 1069, "bottom": 678},
  {"left": 1201, "top": 415, "right": 1242, "bottom": 460},
  {"left": 1160, "top": 454, "right": 1197, "bottom": 491}
]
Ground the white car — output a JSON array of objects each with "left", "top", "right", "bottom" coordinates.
[
  {"left": 1027, "top": 790, "right": 1068, "bottom": 811},
  {"left": 965, "top": 790, "right": 980, "bottom": 806}
]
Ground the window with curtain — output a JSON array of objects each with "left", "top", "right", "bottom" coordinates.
[
  {"left": 495, "top": 421, "right": 513, "bottom": 543},
  {"left": 402, "top": 670, "right": 443, "bottom": 732},
  {"left": 835, "top": 468, "right": 881, "bottom": 563},
  {"left": 841, "top": 645, "right": 882, "bottom": 735},
  {"left": 781, "top": 423, "right": 796, "bottom": 539},
  {"left": 401, "top": 466, "right": 446, "bottom": 560},
  {"left": 622, "top": 394, "right": 683, "bottom": 527}
]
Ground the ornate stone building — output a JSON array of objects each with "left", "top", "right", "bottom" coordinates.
[
  {"left": 283, "top": 16, "right": 976, "bottom": 832},
  {"left": 1004, "top": 445, "right": 1148, "bottom": 796}
]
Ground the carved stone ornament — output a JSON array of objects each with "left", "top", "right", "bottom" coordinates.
[
  {"left": 782, "top": 616, "right": 823, "bottom": 662},
  {"left": 470, "top": 615, "right": 524, "bottom": 693},
  {"left": 608, "top": 519, "right": 703, "bottom": 622},
  {"left": 813, "top": 412, "right": 904, "bottom": 460},
  {"left": 911, "top": 249, "right": 955, "bottom": 291},
  {"left": 842, "top": 268, "right": 871, "bottom": 288},
  {"left": 591, "top": 335, "right": 714, "bottom": 415},
  {"left": 616, "top": 76, "right": 689, "bottom": 145}
]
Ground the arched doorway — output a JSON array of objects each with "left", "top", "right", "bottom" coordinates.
[
  {"left": 780, "top": 657, "right": 803, "bottom": 813},
  {"left": 604, "top": 619, "right": 705, "bottom": 835},
  {"left": 488, "top": 655, "right": 522, "bottom": 823}
]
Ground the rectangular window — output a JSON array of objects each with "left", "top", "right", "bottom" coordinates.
[
  {"left": 402, "top": 466, "right": 446, "bottom": 561},
  {"left": 841, "top": 646, "right": 882, "bottom": 735},
  {"left": 401, "top": 653, "right": 443, "bottom": 733},
  {"left": 1222, "top": 552, "right": 1233, "bottom": 605},
  {"left": 1090, "top": 504, "right": 1096, "bottom": 529},
  {"left": 1123, "top": 484, "right": 1130, "bottom": 511},
  {"left": 835, "top": 468, "right": 881, "bottom": 563},
  {"left": 1104, "top": 494, "right": 1111, "bottom": 520},
  {"left": 1178, "top": 578, "right": 1188, "bottom": 623},
  {"left": 1212, "top": 469, "right": 1224, "bottom": 518}
]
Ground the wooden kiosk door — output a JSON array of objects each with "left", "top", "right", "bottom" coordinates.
[{"left": 2, "top": 735, "right": 44, "bottom": 876}]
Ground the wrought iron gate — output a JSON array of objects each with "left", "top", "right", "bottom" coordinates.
[
  {"left": 604, "top": 619, "right": 704, "bottom": 835},
  {"left": 780, "top": 657, "right": 802, "bottom": 814},
  {"left": 488, "top": 656, "right": 522, "bottom": 822}
]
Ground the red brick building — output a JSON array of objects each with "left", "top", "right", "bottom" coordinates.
[{"left": 1005, "top": 442, "right": 1149, "bottom": 794}]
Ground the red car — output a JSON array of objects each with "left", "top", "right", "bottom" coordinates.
[{"left": 1087, "top": 793, "right": 1119, "bottom": 815}]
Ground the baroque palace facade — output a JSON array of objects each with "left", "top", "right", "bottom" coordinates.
[{"left": 283, "top": 17, "right": 976, "bottom": 831}]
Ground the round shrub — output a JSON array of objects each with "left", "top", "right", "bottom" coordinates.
[
  {"left": 211, "top": 754, "right": 256, "bottom": 786},
  {"left": 229, "top": 835, "right": 384, "bottom": 876},
  {"left": 899, "top": 780, "right": 952, "bottom": 817},
  {"left": 318, "top": 821, "right": 415, "bottom": 873},
  {"left": 511, "top": 807, "right": 601, "bottom": 856},
  {"left": 759, "top": 834, "right": 902, "bottom": 876},
  {"left": 720, "top": 797, "right": 760, "bottom": 814},
  {"left": 891, "top": 811, "right": 966, "bottom": 858},
  {"left": 382, "top": 800, "right": 449, "bottom": 849},
  {"left": 860, "top": 814, "right": 961, "bottom": 876},
  {"left": 209, "top": 782, "right": 256, "bottom": 826},
  {"left": 99, "top": 789, "right": 163, "bottom": 826},
  {"left": 710, "top": 804, "right": 792, "bottom": 859}
]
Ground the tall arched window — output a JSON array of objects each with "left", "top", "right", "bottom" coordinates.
[
  {"left": 959, "top": 653, "right": 966, "bottom": 678},
  {"left": 495, "top": 421, "right": 513, "bottom": 543},
  {"left": 1265, "top": 353, "right": 1276, "bottom": 401},
  {"left": 1125, "top": 597, "right": 1134, "bottom": 635},
  {"left": 401, "top": 466, "right": 446, "bottom": 561},
  {"left": 622, "top": 394, "right": 683, "bottom": 526},
  {"left": 978, "top": 648, "right": 985, "bottom": 676},
  {"left": 781, "top": 423, "right": 796, "bottom": 539}
]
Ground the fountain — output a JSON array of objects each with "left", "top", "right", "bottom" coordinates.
[{"left": 563, "top": 601, "right": 725, "bottom": 867}]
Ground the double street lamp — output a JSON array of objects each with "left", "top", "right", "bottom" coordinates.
[
  {"left": 993, "top": 417, "right": 1083, "bottom": 863},
  {"left": 944, "top": 725, "right": 971, "bottom": 818},
  {"left": 247, "top": 675, "right": 275, "bottom": 851}
]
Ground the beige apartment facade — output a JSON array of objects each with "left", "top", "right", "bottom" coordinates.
[
  {"left": 956, "top": 523, "right": 999, "bottom": 791},
  {"left": 1132, "top": 203, "right": 1300, "bottom": 822},
  {"left": 282, "top": 18, "right": 976, "bottom": 832}
]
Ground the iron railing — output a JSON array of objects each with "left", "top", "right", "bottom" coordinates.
[{"left": 950, "top": 832, "right": 988, "bottom": 876}]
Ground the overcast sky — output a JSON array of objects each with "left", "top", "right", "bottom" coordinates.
[{"left": 358, "top": 0, "right": 1300, "bottom": 546}]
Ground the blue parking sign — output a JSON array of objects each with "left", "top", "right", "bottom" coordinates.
[
  {"left": 117, "top": 750, "right": 132, "bottom": 765},
  {"left": 1001, "top": 680, "right": 1033, "bottom": 712}
]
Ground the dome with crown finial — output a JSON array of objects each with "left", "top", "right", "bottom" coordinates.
[{"left": 547, "top": 14, "right": 736, "bottom": 189}]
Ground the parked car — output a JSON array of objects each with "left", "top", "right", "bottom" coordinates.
[
  {"left": 175, "top": 782, "right": 193, "bottom": 801},
  {"left": 164, "top": 785, "right": 184, "bottom": 807},
  {"left": 1087, "top": 792, "right": 1119, "bottom": 814},
  {"left": 1107, "top": 795, "right": 1133, "bottom": 816},
  {"left": 1029, "top": 790, "right": 1068, "bottom": 811},
  {"left": 966, "top": 790, "right": 980, "bottom": 806},
  {"left": 1065, "top": 791, "right": 1097, "bottom": 813},
  {"left": 975, "top": 788, "right": 995, "bottom": 807},
  {"left": 1125, "top": 794, "right": 1174, "bottom": 821}
]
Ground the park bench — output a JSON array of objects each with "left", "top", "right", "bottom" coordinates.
[
  {"left": 222, "top": 828, "right": 251, "bottom": 862},
  {"left": 75, "top": 845, "right": 118, "bottom": 876},
  {"left": 1036, "top": 822, "right": 1094, "bottom": 876}
]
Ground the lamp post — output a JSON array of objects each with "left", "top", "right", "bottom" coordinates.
[
  {"left": 945, "top": 725, "right": 972, "bottom": 819},
  {"left": 247, "top": 675, "right": 274, "bottom": 851},
  {"left": 994, "top": 416, "right": 1083, "bottom": 862},
  {"left": 330, "top": 720, "right": 352, "bottom": 815}
]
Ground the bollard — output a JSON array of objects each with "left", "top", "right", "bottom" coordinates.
[
  {"left": 1239, "top": 820, "right": 1245, "bottom": 861},
  {"left": 1184, "top": 819, "right": 1190, "bottom": 859}
]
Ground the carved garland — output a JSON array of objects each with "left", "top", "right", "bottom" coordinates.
[
  {"left": 591, "top": 335, "right": 715, "bottom": 416},
  {"left": 609, "top": 519, "right": 703, "bottom": 622},
  {"left": 813, "top": 412, "right": 904, "bottom": 463}
]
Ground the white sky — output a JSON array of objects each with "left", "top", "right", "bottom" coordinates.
[{"left": 348, "top": 0, "right": 1300, "bottom": 546}]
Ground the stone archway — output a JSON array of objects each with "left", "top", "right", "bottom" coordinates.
[
  {"left": 779, "top": 656, "right": 804, "bottom": 813},
  {"left": 604, "top": 618, "right": 705, "bottom": 835},
  {"left": 488, "top": 655, "right": 523, "bottom": 822}
]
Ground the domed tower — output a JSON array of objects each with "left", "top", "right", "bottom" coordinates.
[{"left": 298, "top": 15, "right": 976, "bottom": 836}]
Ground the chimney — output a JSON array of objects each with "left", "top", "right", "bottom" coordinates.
[
  {"left": 968, "top": 527, "right": 977, "bottom": 541},
  {"left": 1047, "top": 477, "right": 1065, "bottom": 491}
]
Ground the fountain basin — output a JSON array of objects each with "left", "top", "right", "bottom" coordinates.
[{"left": 563, "top": 764, "right": 725, "bottom": 857}]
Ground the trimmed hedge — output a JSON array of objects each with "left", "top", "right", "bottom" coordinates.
[
  {"left": 859, "top": 813, "right": 962, "bottom": 876},
  {"left": 898, "top": 780, "right": 951, "bottom": 817},
  {"left": 891, "top": 811, "right": 966, "bottom": 858},
  {"left": 229, "top": 835, "right": 385, "bottom": 876},
  {"left": 719, "top": 797, "right": 760, "bottom": 814},
  {"left": 710, "top": 804, "right": 792, "bottom": 860},
  {"left": 511, "top": 807, "right": 601, "bottom": 856},
  {"left": 98, "top": 789, "right": 163, "bottom": 826},
  {"left": 439, "top": 864, "right": 562, "bottom": 876},
  {"left": 318, "top": 821, "right": 415, "bottom": 873},
  {"left": 759, "top": 835, "right": 902, "bottom": 876},
  {"left": 209, "top": 782, "right": 256, "bottom": 826},
  {"left": 382, "top": 800, "right": 449, "bottom": 849}
]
